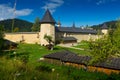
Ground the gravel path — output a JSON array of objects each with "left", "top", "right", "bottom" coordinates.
[{"left": 58, "top": 43, "right": 84, "bottom": 50}]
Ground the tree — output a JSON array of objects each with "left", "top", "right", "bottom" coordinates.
[
  {"left": 88, "top": 20, "right": 120, "bottom": 64},
  {"left": 0, "top": 25, "right": 5, "bottom": 50},
  {"left": 44, "top": 34, "right": 53, "bottom": 44},
  {"left": 44, "top": 34, "right": 54, "bottom": 50},
  {"left": 89, "top": 36, "right": 118, "bottom": 64},
  {"left": 112, "top": 19, "right": 120, "bottom": 49},
  {"left": 31, "top": 17, "right": 40, "bottom": 32}
]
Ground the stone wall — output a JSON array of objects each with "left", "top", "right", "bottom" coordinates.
[
  {"left": 56, "top": 32, "right": 101, "bottom": 42},
  {"left": 5, "top": 32, "right": 40, "bottom": 44},
  {"left": 5, "top": 32, "right": 102, "bottom": 44}
]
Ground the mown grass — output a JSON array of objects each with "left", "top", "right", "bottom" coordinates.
[
  {"left": 13, "top": 43, "right": 90, "bottom": 65},
  {"left": 73, "top": 41, "right": 90, "bottom": 49}
]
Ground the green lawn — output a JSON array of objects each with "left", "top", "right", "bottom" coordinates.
[
  {"left": 73, "top": 41, "right": 90, "bottom": 49},
  {"left": 13, "top": 43, "right": 90, "bottom": 65},
  {"left": 0, "top": 43, "right": 120, "bottom": 80}
]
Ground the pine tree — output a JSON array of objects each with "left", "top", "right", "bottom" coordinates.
[{"left": 31, "top": 17, "right": 40, "bottom": 32}]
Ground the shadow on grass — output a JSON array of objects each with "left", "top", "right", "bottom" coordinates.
[
  {"left": 53, "top": 47, "right": 60, "bottom": 50},
  {"left": 0, "top": 50, "right": 14, "bottom": 56},
  {"left": 53, "top": 46, "right": 69, "bottom": 51},
  {"left": 0, "top": 50, "right": 30, "bottom": 59},
  {"left": 10, "top": 52, "right": 30, "bottom": 58}
]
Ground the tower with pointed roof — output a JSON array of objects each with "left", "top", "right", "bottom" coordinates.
[
  {"left": 72, "top": 22, "right": 75, "bottom": 28},
  {"left": 101, "top": 24, "right": 108, "bottom": 35},
  {"left": 57, "top": 19, "right": 61, "bottom": 27},
  {"left": 40, "top": 9, "right": 56, "bottom": 45}
]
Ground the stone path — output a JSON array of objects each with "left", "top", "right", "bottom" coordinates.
[{"left": 57, "top": 43, "right": 84, "bottom": 50}]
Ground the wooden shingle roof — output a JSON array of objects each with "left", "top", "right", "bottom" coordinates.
[
  {"left": 44, "top": 51, "right": 76, "bottom": 60},
  {"left": 40, "top": 9, "right": 56, "bottom": 24},
  {"left": 95, "top": 57, "right": 120, "bottom": 70},
  {"left": 44, "top": 51, "right": 120, "bottom": 70}
]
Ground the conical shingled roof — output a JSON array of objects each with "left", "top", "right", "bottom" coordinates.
[
  {"left": 101, "top": 24, "right": 108, "bottom": 29},
  {"left": 40, "top": 9, "right": 56, "bottom": 24}
]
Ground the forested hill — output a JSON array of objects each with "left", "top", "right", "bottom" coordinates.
[
  {"left": 0, "top": 19, "right": 33, "bottom": 32},
  {"left": 91, "top": 20, "right": 117, "bottom": 30}
]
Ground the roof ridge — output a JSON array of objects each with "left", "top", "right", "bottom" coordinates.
[{"left": 40, "top": 9, "right": 56, "bottom": 24}]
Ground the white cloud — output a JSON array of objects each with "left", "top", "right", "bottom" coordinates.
[
  {"left": 50, "top": 0, "right": 64, "bottom": 4},
  {"left": 15, "top": 9, "right": 33, "bottom": 16},
  {"left": 0, "top": 4, "right": 33, "bottom": 20},
  {"left": 42, "top": 0, "right": 64, "bottom": 13},
  {"left": 96, "top": 0, "right": 105, "bottom": 5},
  {"left": 96, "top": 0, "right": 117, "bottom": 5}
]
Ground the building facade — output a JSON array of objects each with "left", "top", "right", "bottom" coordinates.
[{"left": 5, "top": 9, "right": 107, "bottom": 45}]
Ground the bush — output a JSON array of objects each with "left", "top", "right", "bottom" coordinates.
[{"left": 0, "top": 39, "right": 4, "bottom": 51}]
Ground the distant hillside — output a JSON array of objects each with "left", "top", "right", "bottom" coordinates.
[
  {"left": 91, "top": 20, "right": 117, "bottom": 30},
  {"left": 0, "top": 19, "right": 33, "bottom": 32}
]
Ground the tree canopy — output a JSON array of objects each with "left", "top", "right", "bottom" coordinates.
[
  {"left": 0, "top": 25, "right": 5, "bottom": 50},
  {"left": 89, "top": 20, "right": 120, "bottom": 64},
  {"left": 31, "top": 17, "right": 40, "bottom": 32}
]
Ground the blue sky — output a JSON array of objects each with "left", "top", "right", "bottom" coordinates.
[{"left": 0, "top": 0, "right": 120, "bottom": 27}]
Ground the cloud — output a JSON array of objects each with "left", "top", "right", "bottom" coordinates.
[
  {"left": 96, "top": 0, "right": 117, "bottom": 5},
  {"left": 96, "top": 0, "right": 105, "bottom": 5},
  {"left": 42, "top": 0, "right": 64, "bottom": 13},
  {"left": 0, "top": 4, "right": 33, "bottom": 20}
]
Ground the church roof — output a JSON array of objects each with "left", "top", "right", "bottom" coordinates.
[
  {"left": 40, "top": 9, "right": 56, "bottom": 24},
  {"left": 55, "top": 27, "right": 97, "bottom": 34},
  {"left": 101, "top": 24, "right": 108, "bottom": 29}
]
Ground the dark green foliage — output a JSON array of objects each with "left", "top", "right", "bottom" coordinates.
[
  {"left": 0, "top": 18, "right": 33, "bottom": 32},
  {"left": 106, "top": 73, "right": 120, "bottom": 80},
  {"left": 89, "top": 20, "right": 120, "bottom": 64},
  {"left": 0, "top": 25, "right": 5, "bottom": 51},
  {"left": 0, "top": 39, "right": 4, "bottom": 51},
  {"left": 31, "top": 17, "right": 40, "bottom": 32},
  {"left": 0, "top": 25, "right": 4, "bottom": 39}
]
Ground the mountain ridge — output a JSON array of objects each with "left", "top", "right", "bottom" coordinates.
[
  {"left": 0, "top": 18, "right": 118, "bottom": 32},
  {"left": 0, "top": 18, "right": 33, "bottom": 32},
  {"left": 91, "top": 20, "right": 117, "bottom": 30}
]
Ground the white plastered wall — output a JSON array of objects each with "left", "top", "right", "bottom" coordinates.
[
  {"left": 40, "top": 23, "right": 55, "bottom": 45},
  {"left": 5, "top": 32, "right": 40, "bottom": 44}
]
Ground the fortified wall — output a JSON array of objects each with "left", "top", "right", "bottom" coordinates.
[{"left": 5, "top": 32, "right": 40, "bottom": 44}]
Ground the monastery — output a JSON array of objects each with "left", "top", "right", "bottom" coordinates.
[{"left": 4, "top": 9, "right": 108, "bottom": 45}]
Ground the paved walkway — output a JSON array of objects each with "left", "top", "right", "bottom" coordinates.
[{"left": 57, "top": 43, "right": 84, "bottom": 50}]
